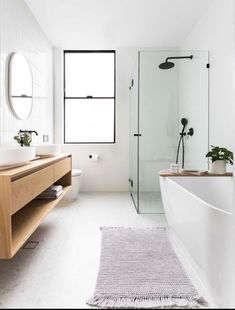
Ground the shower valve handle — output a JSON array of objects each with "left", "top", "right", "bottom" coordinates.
[{"left": 187, "top": 128, "right": 194, "bottom": 136}]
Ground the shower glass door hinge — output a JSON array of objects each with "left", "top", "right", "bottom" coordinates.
[
  {"left": 206, "top": 63, "right": 210, "bottom": 68},
  {"left": 131, "top": 79, "right": 134, "bottom": 87},
  {"left": 129, "top": 178, "right": 134, "bottom": 187}
]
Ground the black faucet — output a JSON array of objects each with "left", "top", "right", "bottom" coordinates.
[
  {"left": 19, "top": 130, "right": 38, "bottom": 147},
  {"left": 19, "top": 129, "right": 38, "bottom": 136}
]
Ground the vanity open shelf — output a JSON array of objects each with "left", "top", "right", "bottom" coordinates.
[{"left": 0, "top": 153, "right": 72, "bottom": 259}]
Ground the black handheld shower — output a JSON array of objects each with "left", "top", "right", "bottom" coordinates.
[
  {"left": 176, "top": 118, "right": 188, "bottom": 168},
  {"left": 180, "top": 118, "right": 188, "bottom": 136}
]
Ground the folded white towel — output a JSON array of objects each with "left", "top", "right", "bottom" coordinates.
[
  {"left": 44, "top": 185, "right": 63, "bottom": 193},
  {"left": 37, "top": 189, "right": 63, "bottom": 200}
]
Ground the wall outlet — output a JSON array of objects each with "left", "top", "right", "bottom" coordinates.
[{"left": 43, "top": 134, "right": 49, "bottom": 142}]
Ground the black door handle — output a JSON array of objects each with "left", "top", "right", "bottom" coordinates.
[{"left": 134, "top": 134, "right": 142, "bottom": 136}]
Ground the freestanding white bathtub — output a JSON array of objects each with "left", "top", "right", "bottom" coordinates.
[{"left": 160, "top": 176, "right": 234, "bottom": 308}]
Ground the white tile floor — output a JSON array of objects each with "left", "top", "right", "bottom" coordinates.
[
  {"left": 138, "top": 192, "right": 164, "bottom": 214},
  {"left": 0, "top": 192, "right": 213, "bottom": 309}
]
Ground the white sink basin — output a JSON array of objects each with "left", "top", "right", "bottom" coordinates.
[
  {"left": 35, "top": 144, "right": 61, "bottom": 157},
  {"left": 0, "top": 146, "right": 36, "bottom": 168}
]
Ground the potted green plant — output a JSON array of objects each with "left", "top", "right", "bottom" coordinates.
[
  {"left": 14, "top": 131, "right": 32, "bottom": 147},
  {"left": 206, "top": 146, "right": 233, "bottom": 174}
]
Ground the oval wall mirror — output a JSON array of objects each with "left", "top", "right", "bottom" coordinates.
[{"left": 8, "top": 52, "right": 33, "bottom": 120}]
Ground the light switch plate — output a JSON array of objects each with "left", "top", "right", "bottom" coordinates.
[{"left": 43, "top": 134, "right": 49, "bottom": 142}]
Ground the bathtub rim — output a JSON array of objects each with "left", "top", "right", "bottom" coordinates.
[{"left": 160, "top": 175, "right": 232, "bottom": 216}]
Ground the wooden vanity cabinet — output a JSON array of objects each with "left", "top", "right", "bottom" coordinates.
[{"left": 0, "top": 154, "right": 72, "bottom": 259}]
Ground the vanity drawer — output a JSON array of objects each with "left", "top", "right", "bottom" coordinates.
[
  {"left": 11, "top": 166, "right": 54, "bottom": 215},
  {"left": 53, "top": 158, "right": 71, "bottom": 182}
]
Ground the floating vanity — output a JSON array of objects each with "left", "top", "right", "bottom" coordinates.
[{"left": 0, "top": 153, "right": 72, "bottom": 259}]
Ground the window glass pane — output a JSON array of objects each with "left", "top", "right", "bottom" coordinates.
[
  {"left": 65, "top": 52, "right": 114, "bottom": 97},
  {"left": 65, "top": 99, "right": 114, "bottom": 143}
]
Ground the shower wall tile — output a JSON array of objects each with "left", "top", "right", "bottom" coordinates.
[{"left": 0, "top": 0, "right": 53, "bottom": 146}]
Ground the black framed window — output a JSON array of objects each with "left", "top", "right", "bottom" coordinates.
[{"left": 64, "top": 50, "right": 116, "bottom": 144}]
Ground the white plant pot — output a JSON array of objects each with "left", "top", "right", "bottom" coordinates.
[{"left": 210, "top": 160, "right": 226, "bottom": 174}]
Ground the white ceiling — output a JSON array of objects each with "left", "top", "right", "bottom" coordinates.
[{"left": 25, "top": 0, "right": 214, "bottom": 49}]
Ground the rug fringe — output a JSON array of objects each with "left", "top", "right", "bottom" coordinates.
[
  {"left": 100, "top": 226, "right": 166, "bottom": 231},
  {"left": 87, "top": 295, "right": 208, "bottom": 309}
]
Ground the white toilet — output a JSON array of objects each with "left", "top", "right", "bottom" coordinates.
[{"left": 63, "top": 169, "right": 82, "bottom": 201}]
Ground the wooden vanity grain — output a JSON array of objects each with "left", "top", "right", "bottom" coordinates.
[
  {"left": 159, "top": 171, "right": 233, "bottom": 177},
  {"left": 0, "top": 153, "right": 72, "bottom": 259}
]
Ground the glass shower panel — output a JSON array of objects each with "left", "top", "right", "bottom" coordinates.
[
  {"left": 178, "top": 51, "right": 209, "bottom": 171},
  {"left": 138, "top": 51, "right": 179, "bottom": 214},
  {"left": 129, "top": 59, "right": 139, "bottom": 211},
  {"left": 129, "top": 50, "right": 209, "bottom": 214}
]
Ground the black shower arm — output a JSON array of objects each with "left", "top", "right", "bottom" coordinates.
[{"left": 166, "top": 55, "right": 193, "bottom": 62}]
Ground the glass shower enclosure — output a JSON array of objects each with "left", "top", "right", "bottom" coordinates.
[{"left": 129, "top": 50, "right": 209, "bottom": 214}]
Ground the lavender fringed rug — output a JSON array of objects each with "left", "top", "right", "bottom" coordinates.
[{"left": 87, "top": 227, "right": 207, "bottom": 309}]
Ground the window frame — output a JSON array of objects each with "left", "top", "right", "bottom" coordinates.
[{"left": 63, "top": 50, "right": 116, "bottom": 144}]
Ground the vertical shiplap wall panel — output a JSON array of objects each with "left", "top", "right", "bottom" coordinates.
[{"left": 0, "top": 0, "right": 53, "bottom": 146}]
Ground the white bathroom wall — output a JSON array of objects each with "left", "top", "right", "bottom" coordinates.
[
  {"left": 181, "top": 0, "right": 235, "bottom": 155},
  {"left": 181, "top": 0, "right": 235, "bottom": 307},
  {"left": 54, "top": 47, "right": 135, "bottom": 191},
  {"left": 0, "top": 0, "right": 53, "bottom": 146},
  {"left": 233, "top": 1, "right": 235, "bottom": 308}
]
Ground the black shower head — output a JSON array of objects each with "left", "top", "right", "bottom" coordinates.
[
  {"left": 181, "top": 118, "right": 188, "bottom": 126},
  {"left": 159, "top": 61, "right": 175, "bottom": 70},
  {"left": 159, "top": 55, "right": 193, "bottom": 70}
]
